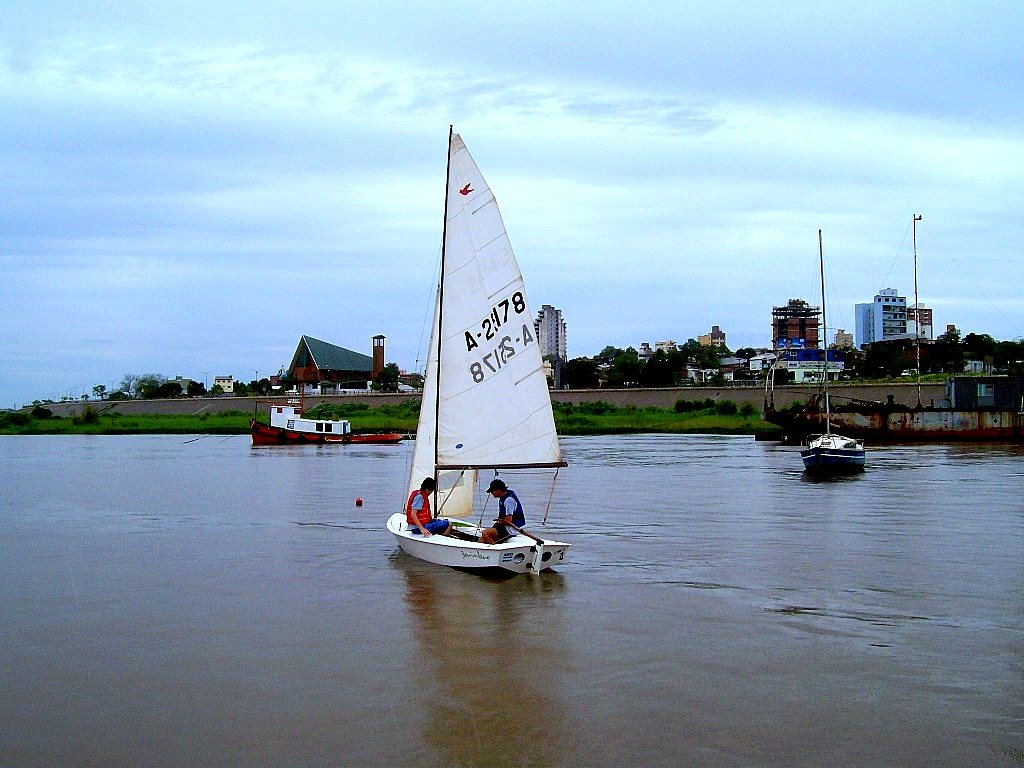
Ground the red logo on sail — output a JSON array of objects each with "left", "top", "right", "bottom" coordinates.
[{"left": 459, "top": 183, "right": 474, "bottom": 196}]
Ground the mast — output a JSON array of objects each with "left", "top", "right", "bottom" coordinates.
[
  {"left": 434, "top": 126, "right": 454, "bottom": 478},
  {"left": 818, "top": 229, "right": 831, "bottom": 435},
  {"left": 912, "top": 213, "right": 923, "bottom": 408}
]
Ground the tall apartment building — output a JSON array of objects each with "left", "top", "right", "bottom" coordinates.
[
  {"left": 772, "top": 299, "right": 819, "bottom": 350},
  {"left": 855, "top": 288, "right": 908, "bottom": 346},
  {"left": 698, "top": 325, "right": 727, "bottom": 347},
  {"left": 534, "top": 304, "right": 567, "bottom": 360}
]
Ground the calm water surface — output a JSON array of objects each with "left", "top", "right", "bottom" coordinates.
[{"left": 1, "top": 434, "right": 1022, "bottom": 767}]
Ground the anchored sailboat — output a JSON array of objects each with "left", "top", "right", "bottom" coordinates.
[
  {"left": 800, "top": 230, "right": 866, "bottom": 473},
  {"left": 386, "top": 129, "right": 570, "bottom": 573}
]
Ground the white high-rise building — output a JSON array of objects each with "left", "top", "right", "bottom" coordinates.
[
  {"left": 855, "top": 288, "right": 908, "bottom": 346},
  {"left": 534, "top": 304, "right": 567, "bottom": 360}
]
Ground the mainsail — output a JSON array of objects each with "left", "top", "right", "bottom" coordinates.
[{"left": 407, "top": 132, "right": 563, "bottom": 520}]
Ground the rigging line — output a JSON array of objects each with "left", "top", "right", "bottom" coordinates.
[
  {"left": 541, "top": 467, "right": 559, "bottom": 526},
  {"left": 414, "top": 249, "right": 442, "bottom": 375},
  {"left": 877, "top": 220, "right": 913, "bottom": 292},
  {"left": 920, "top": 228, "right": 1024, "bottom": 339},
  {"left": 435, "top": 469, "right": 465, "bottom": 518},
  {"left": 819, "top": 231, "right": 850, "bottom": 339},
  {"left": 477, "top": 476, "right": 495, "bottom": 530}
]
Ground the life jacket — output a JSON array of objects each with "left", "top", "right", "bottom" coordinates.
[
  {"left": 498, "top": 489, "right": 526, "bottom": 528},
  {"left": 405, "top": 489, "right": 432, "bottom": 526}
]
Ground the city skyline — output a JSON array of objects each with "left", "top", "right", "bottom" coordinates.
[{"left": 4, "top": 3, "right": 1023, "bottom": 406}]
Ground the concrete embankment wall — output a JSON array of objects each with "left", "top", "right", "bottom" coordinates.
[{"left": 42, "top": 382, "right": 946, "bottom": 419}]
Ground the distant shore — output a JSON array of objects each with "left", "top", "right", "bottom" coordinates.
[
  {"left": 3, "top": 382, "right": 947, "bottom": 437},
  {"left": 2, "top": 397, "right": 788, "bottom": 438},
  {"left": 16, "top": 381, "right": 945, "bottom": 417}
]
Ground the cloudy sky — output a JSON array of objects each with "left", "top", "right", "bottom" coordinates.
[{"left": 3, "top": 1, "right": 1022, "bottom": 406}]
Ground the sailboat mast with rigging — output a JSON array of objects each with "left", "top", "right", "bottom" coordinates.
[{"left": 799, "top": 230, "right": 866, "bottom": 473}]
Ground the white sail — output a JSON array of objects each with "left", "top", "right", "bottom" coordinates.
[
  {"left": 407, "top": 133, "right": 563, "bottom": 519},
  {"left": 408, "top": 290, "right": 477, "bottom": 518},
  {"left": 437, "top": 134, "right": 563, "bottom": 468}
]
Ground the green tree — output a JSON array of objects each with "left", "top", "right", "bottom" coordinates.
[
  {"left": 640, "top": 349, "right": 676, "bottom": 387},
  {"left": 373, "top": 363, "right": 402, "bottom": 393},
  {"left": 152, "top": 381, "right": 183, "bottom": 399},
  {"left": 994, "top": 339, "right": 1024, "bottom": 375},
  {"left": 92, "top": 384, "right": 107, "bottom": 400},
  {"left": 862, "top": 340, "right": 911, "bottom": 378},
  {"left": 606, "top": 348, "right": 642, "bottom": 387},
  {"left": 679, "top": 339, "right": 701, "bottom": 362},
  {"left": 119, "top": 374, "right": 139, "bottom": 398},
  {"left": 962, "top": 333, "right": 997, "bottom": 371},
  {"left": 694, "top": 343, "right": 729, "bottom": 370},
  {"left": 136, "top": 374, "right": 166, "bottom": 399},
  {"left": 931, "top": 326, "right": 963, "bottom": 373},
  {"left": 593, "top": 346, "right": 624, "bottom": 366},
  {"left": 562, "top": 357, "right": 599, "bottom": 389}
]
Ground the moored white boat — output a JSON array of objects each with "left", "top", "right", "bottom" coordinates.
[{"left": 250, "top": 400, "right": 402, "bottom": 446}]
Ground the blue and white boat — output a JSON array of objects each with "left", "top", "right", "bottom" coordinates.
[
  {"left": 801, "top": 431, "right": 865, "bottom": 472},
  {"left": 800, "top": 230, "right": 866, "bottom": 474}
]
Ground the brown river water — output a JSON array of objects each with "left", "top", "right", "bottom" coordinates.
[{"left": 1, "top": 434, "right": 1022, "bottom": 767}]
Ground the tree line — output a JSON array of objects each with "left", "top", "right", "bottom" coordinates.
[
  {"left": 842, "top": 329, "right": 1024, "bottom": 379},
  {"left": 38, "top": 329, "right": 1024, "bottom": 406},
  {"left": 559, "top": 341, "right": 740, "bottom": 389},
  {"left": 556, "top": 329, "right": 1024, "bottom": 389},
  {"left": 76, "top": 363, "right": 408, "bottom": 403}
]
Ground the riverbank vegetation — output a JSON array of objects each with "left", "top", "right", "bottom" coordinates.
[{"left": 0, "top": 399, "right": 781, "bottom": 438}]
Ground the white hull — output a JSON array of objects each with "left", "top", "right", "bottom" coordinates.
[{"left": 387, "top": 513, "right": 569, "bottom": 574}]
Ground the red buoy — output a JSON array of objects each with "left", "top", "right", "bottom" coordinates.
[{"left": 355, "top": 498, "right": 363, "bottom": 507}]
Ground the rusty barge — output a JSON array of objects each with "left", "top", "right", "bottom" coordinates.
[{"left": 765, "top": 376, "right": 1024, "bottom": 443}]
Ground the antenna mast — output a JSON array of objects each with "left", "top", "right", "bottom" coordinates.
[{"left": 913, "top": 213, "right": 923, "bottom": 408}]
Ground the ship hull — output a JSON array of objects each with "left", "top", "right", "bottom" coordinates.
[
  {"left": 249, "top": 419, "right": 403, "bottom": 446},
  {"left": 766, "top": 407, "right": 1024, "bottom": 442}
]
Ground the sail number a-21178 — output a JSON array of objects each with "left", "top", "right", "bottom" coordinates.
[{"left": 463, "top": 290, "right": 536, "bottom": 384}]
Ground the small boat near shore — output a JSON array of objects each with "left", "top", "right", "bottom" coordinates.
[{"left": 249, "top": 400, "right": 403, "bottom": 446}]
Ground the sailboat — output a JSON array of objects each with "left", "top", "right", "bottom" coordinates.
[
  {"left": 800, "top": 230, "right": 866, "bottom": 473},
  {"left": 386, "top": 129, "right": 570, "bottom": 573}
]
